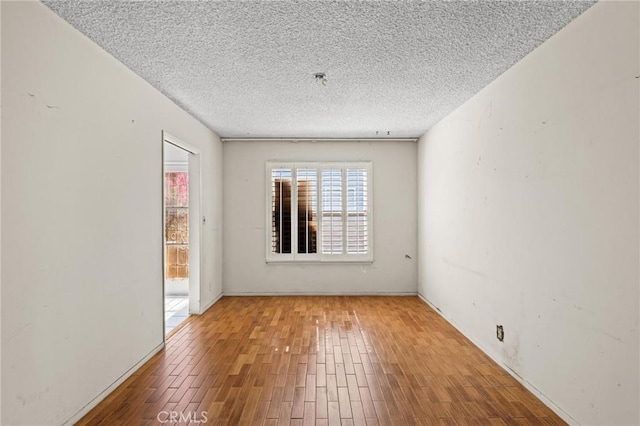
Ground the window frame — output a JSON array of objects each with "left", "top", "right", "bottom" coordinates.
[{"left": 265, "top": 161, "right": 373, "bottom": 263}]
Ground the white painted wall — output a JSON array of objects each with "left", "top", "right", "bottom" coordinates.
[
  {"left": 224, "top": 140, "right": 417, "bottom": 294},
  {"left": 1, "top": 2, "right": 223, "bottom": 424},
  {"left": 417, "top": 2, "right": 639, "bottom": 425}
]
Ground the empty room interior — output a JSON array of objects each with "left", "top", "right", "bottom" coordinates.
[{"left": 1, "top": 1, "right": 638, "bottom": 425}]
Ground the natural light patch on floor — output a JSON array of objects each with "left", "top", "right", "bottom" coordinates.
[{"left": 165, "top": 295, "right": 189, "bottom": 335}]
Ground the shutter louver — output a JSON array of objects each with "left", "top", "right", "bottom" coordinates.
[
  {"left": 321, "top": 168, "right": 343, "bottom": 254},
  {"left": 347, "top": 168, "right": 368, "bottom": 254}
]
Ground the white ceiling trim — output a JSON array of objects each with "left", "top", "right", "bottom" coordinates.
[{"left": 221, "top": 138, "right": 418, "bottom": 143}]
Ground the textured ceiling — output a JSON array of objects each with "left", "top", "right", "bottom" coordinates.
[{"left": 43, "top": 1, "right": 594, "bottom": 138}]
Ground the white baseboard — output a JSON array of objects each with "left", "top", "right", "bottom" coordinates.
[
  {"left": 222, "top": 292, "right": 417, "bottom": 296},
  {"left": 63, "top": 341, "right": 165, "bottom": 426},
  {"left": 199, "top": 292, "right": 223, "bottom": 314},
  {"left": 416, "top": 292, "right": 578, "bottom": 426}
]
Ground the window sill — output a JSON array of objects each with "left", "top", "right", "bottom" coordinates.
[{"left": 266, "top": 259, "right": 374, "bottom": 265}]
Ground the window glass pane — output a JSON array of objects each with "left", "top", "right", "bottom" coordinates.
[
  {"left": 347, "top": 168, "right": 368, "bottom": 254},
  {"left": 321, "top": 168, "right": 343, "bottom": 254},
  {"left": 271, "top": 168, "right": 292, "bottom": 254},
  {"left": 297, "top": 168, "right": 317, "bottom": 254},
  {"left": 165, "top": 172, "right": 189, "bottom": 279}
]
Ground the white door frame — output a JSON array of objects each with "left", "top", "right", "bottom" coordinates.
[{"left": 162, "top": 131, "right": 202, "bottom": 336}]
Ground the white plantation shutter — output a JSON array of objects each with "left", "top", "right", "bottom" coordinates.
[
  {"left": 346, "top": 167, "right": 368, "bottom": 254},
  {"left": 321, "top": 168, "right": 343, "bottom": 254},
  {"left": 267, "top": 162, "right": 371, "bottom": 262}
]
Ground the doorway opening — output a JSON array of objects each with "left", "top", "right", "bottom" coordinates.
[{"left": 163, "top": 132, "right": 201, "bottom": 336}]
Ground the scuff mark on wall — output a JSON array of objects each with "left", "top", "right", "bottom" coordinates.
[
  {"left": 477, "top": 101, "right": 492, "bottom": 128},
  {"left": 16, "top": 387, "right": 50, "bottom": 407},
  {"left": 6, "top": 322, "right": 33, "bottom": 343},
  {"left": 600, "top": 331, "right": 623, "bottom": 343},
  {"left": 503, "top": 332, "right": 521, "bottom": 374},
  {"left": 442, "top": 256, "right": 486, "bottom": 278}
]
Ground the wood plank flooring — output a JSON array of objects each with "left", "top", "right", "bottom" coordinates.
[{"left": 78, "top": 296, "right": 566, "bottom": 425}]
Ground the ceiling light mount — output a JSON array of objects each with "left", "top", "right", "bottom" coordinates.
[{"left": 314, "top": 72, "right": 328, "bottom": 87}]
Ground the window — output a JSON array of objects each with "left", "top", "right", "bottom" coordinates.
[{"left": 267, "top": 162, "right": 372, "bottom": 262}]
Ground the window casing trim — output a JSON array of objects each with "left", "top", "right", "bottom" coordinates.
[{"left": 265, "top": 161, "right": 373, "bottom": 263}]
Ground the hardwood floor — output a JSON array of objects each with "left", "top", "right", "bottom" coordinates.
[{"left": 79, "top": 296, "right": 566, "bottom": 425}]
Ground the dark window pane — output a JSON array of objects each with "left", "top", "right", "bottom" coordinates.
[
  {"left": 297, "top": 169, "right": 317, "bottom": 254},
  {"left": 272, "top": 169, "right": 292, "bottom": 254}
]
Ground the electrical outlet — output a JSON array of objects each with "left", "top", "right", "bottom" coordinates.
[{"left": 496, "top": 325, "right": 504, "bottom": 342}]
